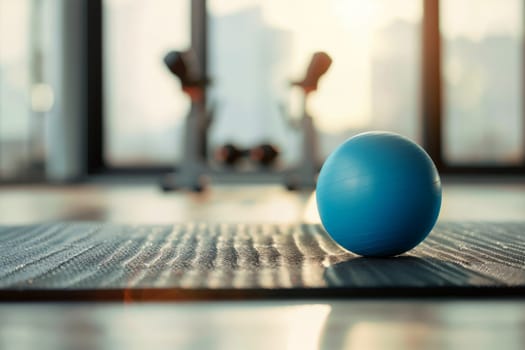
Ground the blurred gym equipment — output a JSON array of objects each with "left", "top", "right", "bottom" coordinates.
[
  {"left": 161, "top": 50, "right": 211, "bottom": 192},
  {"left": 285, "top": 51, "right": 332, "bottom": 190},
  {"left": 250, "top": 143, "right": 280, "bottom": 168},
  {"left": 214, "top": 143, "right": 281, "bottom": 168},
  {"left": 161, "top": 51, "right": 332, "bottom": 192},
  {"left": 214, "top": 143, "right": 248, "bottom": 167}
]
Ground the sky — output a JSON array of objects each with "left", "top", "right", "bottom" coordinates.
[
  {"left": 209, "top": 0, "right": 422, "bottom": 132},
  {"left": 441, "top": 0, "right": 522, "bottom": 40},
  {"left": 3, "top": 0, "right": 516, "bottom": 163},
  {"left": 207, "top": 0, "right": 522, "bottom": 132}
]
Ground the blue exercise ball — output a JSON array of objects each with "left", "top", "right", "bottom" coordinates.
[{"left": 316, "top": 131, "right": 442, "bottom": 257}]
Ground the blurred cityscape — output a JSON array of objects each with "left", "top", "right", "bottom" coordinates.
[
  {"left": 444, "top": 34, "right": 522, "bottom": 164},
  {"left": 104, "top": 0, "right": 423, "bottom": 166},
  {"left": 0, "top": 0, "right": 523, "bottom": 178}
]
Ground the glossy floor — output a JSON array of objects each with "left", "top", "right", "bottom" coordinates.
[
  {"left": 0, "top": 179, "right": 524, "bottom": 349},
  {"left": 0, "top": 300, "right": 524, "bottom": 350},
  {"left": 0, "top": 180, "right": 524, "bottom": 224}
]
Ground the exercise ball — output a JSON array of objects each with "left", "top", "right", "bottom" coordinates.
[{"left": 316, "top": 131, "right": 442, "bottom": 257}]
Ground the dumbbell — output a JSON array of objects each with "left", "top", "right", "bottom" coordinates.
[
  {"left": 215, "top": 143, "right": 249, "bottom": 166},
  {"left": 291, "top": 51, "right": 332, "bottom": 94},
  {"left": 250, "top": 144, "right": 280, "bottom": 167}
]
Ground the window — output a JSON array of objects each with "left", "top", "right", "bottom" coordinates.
[
  {"left": 103, "top": 0, "right": 191, "bottom": 166},
  {"left": 92, "top": 0, "right": 525, "bottom": 174},
  {"left": 208, "top": 0, "right": 422, "bottom": 163},
  {"left": 0, "top": 0, "right": 55, "bottom": 180},
  {"left": 0, "top": 0, "right": 33, "bottom": 179},
  {"left": 441, "top": 0, "right": 524, "bottom": 165}
]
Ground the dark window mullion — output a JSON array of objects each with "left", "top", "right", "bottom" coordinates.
[
  {"left": 422, "top": 0, "right": 443, "bottom": 170},
  {"left": 522, "top": 0, "right": 525, "bottom": 167},
  {"left": 85, "top": 0, "right": 104, "bottom": 174}
]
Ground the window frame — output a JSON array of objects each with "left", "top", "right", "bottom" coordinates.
[
  {"left": 85, "top": 0, "right": 525, "bottom": 175},
  {"left": 423, "top": 0, "right": 525, "bottom": 174}
]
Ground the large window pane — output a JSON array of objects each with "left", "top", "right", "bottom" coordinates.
[
  {"left": 208, "top": 0, "right": 422, "bottom": 163},
  {"left": 0, "top": 0, "right": 54, "bottom": 179},
  {"left": 0, "top": 0, "right": 32, "bottom": 178},
  {"left": 103, "top": 0, "right": 191, "bottom": 166},
  {"left": 441, "top": 0, "right": 523, "bottom": 164}
]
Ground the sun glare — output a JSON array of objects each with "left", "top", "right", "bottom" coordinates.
[{"left": 208, "top": 0, "right": 422, "bottom": 134}]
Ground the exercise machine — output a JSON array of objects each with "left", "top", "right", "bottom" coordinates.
[{"left": 160, "top": 50, "right": 332, "bottom": 192}]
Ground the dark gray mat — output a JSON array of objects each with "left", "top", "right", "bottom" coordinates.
[{"left": 0, "top": 222, "right": 524, "bottom": 300}]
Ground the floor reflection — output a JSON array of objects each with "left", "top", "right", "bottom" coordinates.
[
  {"left": 318, "top": 301, "right": 525, "bottom": 350},
  {"left": 0, "top": 301, "right": 523, "bottom": 350}
]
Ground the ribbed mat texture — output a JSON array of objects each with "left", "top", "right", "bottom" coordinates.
[{"left": 0, "top": 222, "right": 524, "bottom": 290}]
